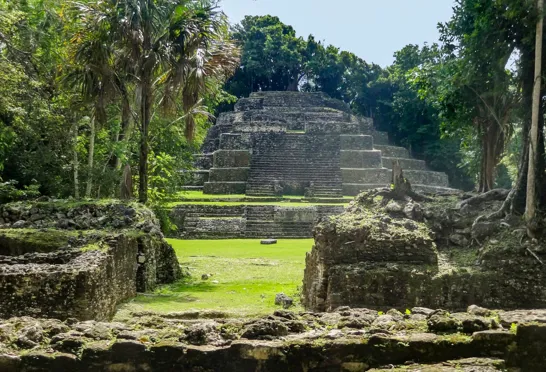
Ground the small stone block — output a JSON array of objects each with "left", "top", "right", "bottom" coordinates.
[{"left": 261, "top": 239, "right": 277, "bottom": 245}]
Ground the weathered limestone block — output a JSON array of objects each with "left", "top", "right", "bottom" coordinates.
[
  {"left": 340, "top": 134, "right": 374, "bottom": 150},
  {"left": 219, "top": 133, "right": 251, "bottom": 150},
  {"left": 208, "top": 168, "right": 250, "bottom": 182},
  {"left": 212, "top": 150, "right": 251, "bottom": 168},
  {"left": 304, "top": 121, "right": 360, "bottom": 134},
  {"left": 203, "top": 182, "right": 247, "bottom": 195},
  {"left": 273, "top": 207, "right": 317, "bottom": 223},
  {"left": 341, "top": 150, "right": 383, "bottom": 168},
  {"left": 193, "top": 218, "right": 245, "bottom": 237},
  {"left": 303, "top": 201, "right": 437, "bottom": 311},
  {"left": 234, "top": 97, "right": 264, "bottom": 112}
]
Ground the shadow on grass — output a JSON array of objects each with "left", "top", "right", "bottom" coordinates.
[
  {"left": 134, "top": 294, "right": 200, "bottom": 304},
  {"left": 159, "top": 279, "right": 221, "bottom": 294}
]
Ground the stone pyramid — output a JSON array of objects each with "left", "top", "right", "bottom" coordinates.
[{"left": 193, "top": 91, "right": 454, "bottom": 197}]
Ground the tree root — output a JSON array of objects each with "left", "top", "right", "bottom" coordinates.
[
  {"left": 527, "top": 247, "right": 545, "bottom": 265},
  {"left": 470, "top": 188, "right": 515, "bottom": 226},
  {"left": 458, "top": 189, "right": 510, "bottom": 209}
]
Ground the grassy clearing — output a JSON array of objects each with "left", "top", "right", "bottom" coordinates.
[
  {"left": 166, "top": 200, "right": 349, "bottom": 207},
  {"left": 118, "top": 239, "right": 313, "bottom": 317},
  {"left": 173, "top": 190, "right": 354, "bottom": 202}
]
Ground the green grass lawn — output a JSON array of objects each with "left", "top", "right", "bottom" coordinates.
[
  {"left": 170, "top": 190, "right": 354, "bottom": 206},
  {"left": 118, "top": 239, "right": 313, "bottom": 317},
  {"left": 166, "top": 200, "right": 349, "bottom": 207}
]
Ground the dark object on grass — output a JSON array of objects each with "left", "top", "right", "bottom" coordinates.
[{"left": 261, "top": 239, "right": 278, "bottom": 245}]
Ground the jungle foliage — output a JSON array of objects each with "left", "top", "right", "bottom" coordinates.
[{"left": 0, "top": 0, "right": 239, "bottom": 203}]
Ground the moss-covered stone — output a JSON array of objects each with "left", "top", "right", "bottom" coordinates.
[
  {"left": 303, "top": 190, "right": 546, "bottom": 312},
  {"left": 0, "top": 201, "right": 181, "bottom": 321},
  {"left": 0, "top": 306, "right": 541, "bottom": 371}
]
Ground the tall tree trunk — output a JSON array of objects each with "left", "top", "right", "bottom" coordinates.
[
  {"left": 85, "top": 117, "right": 95, "bottom": 198},
  {"left": 525, "top": 0, "right": 544, "bottom": 231},
  {"left": 115, "top": 85, "right": 133, "bottom": 170},
  {"left": 512, "top": 49, "right": 534, "bottom": 214},
  {"left": 139, "top": 72, "right": 152, "bottom": 204},
  {"left": 73, "top": 121, "right": 80, "bottom": 199}
]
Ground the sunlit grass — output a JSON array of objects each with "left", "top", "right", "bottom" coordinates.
[
  {"left": 118, "top": 239, "right": 314, "bottom": 317},
  {"left": 165, "top": 200, "right": 349, "bottom": 207}
]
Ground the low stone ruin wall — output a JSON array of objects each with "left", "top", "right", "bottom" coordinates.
[
  {"left": 0, "top": 202, "right": 181, "bottom": 321},
  {"left": 303, "top": 190, "right": 546, "bottom": 313},
  {"left": 0, "top": 306, "right": 545, "bottom": 371},
  {"left": 168, "top": 204, "right": 345, "bottom": 239}
]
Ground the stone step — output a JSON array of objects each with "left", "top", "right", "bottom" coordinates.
[
  {"left": 245, "top": 233, "right": 311, "bottom": 238},
  {"left": 185, "top": 213, "right": 243, "bottom": 218},
  {"left": 203, "top": 182, "right": 247, "bottom": 195},
  {"left": 212, "top": 150, "right": 251, "bottom": 168},
  {"left": 247, "top": 179, "right": 342, "bottom": 183},
  {"left": 382, "top": 157, "right": 427, "bottom": 170},
  {"left": 208, "top": 168, "right": 249, "bottom": 183},
  {"left": 179, "top": 186, "right": 204, "bottom": 191},
  {"left": 340, "top": 135, "right": 374, "bottom": 150},
  {"left": 193, "top": 154, "right": 213, "bottom": 169},
  {"left": 372, "top": 131, "right": 390, "bottom": 145},
  {"left": 374, "top": 145, "right": 410, "bottom": 158},
  {"left": 249, "top": 171, "right": 341, "bottom": 176},
  {"left": 341, "top": 168, "right": 449, "bottom": 187},
  {"left": 340, "top": 150, "right": 383, "bottom": 169},
  {"left": 250, "top": 161, "right": 340, "bottom": 165},
  {"left": 368, "top": 358, "right": 506, "bottom": 371}
]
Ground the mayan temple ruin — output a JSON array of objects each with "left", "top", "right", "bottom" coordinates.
[{"left": 192, "top": 91, "right": 454, "bottom": 197}]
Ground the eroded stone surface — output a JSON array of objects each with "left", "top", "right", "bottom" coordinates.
[
  {"left": 0, "top": 306, "right": 544, "bottom": 371},
  {"left": 303, "top": 190, "right": 546, "bottom": 312}
]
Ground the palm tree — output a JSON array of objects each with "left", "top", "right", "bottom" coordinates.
[
  {"left": 71, "top": 0, "right": 239, "bottom": 203},
  {"left": 64, "top": 25, "right": 118, "bottom": 198}
]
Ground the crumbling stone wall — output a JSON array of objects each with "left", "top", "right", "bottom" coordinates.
[
  {"left": 0, "top": 201, "right": 181, "bottom": 321},
  {"left": 303, "top": 190, "right": 546, "bottom": 312}
]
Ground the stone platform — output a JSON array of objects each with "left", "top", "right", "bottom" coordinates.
[
  {"left": 191, "top": 91, "right": 455, "bottom": 197},
  {"left": 0, "top": 202, "right": 182, "bottom": 321}
]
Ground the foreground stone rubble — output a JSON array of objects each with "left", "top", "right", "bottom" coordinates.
[{"left": 0, "top": 306, "right": 545, "bottom": 371}]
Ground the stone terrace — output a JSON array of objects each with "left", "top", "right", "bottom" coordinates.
[
  {"left": 168, "top": 204, "right": 345, "bottom": 239},
  {"left": 193, "top": 91, "right": 454, "bottom": 197}
]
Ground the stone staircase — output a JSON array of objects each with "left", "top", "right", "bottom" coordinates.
[
  {"left": 169, "top": 205, "right": 246, "bottom": 239},
  {"left": 244, "top": 206, "right": 311, "bottom": 238},
  {"left": 246, "top": 133, "right": 343, "bottom": 197}
]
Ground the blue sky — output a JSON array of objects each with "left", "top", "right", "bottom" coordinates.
[{"left": 219, "top": 0, "right": 455, "bottom": 67}]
